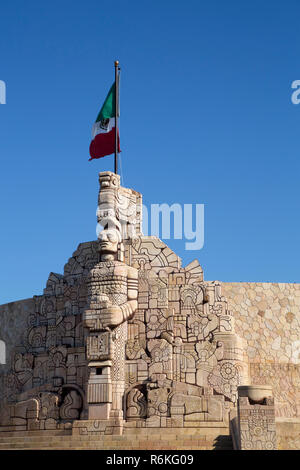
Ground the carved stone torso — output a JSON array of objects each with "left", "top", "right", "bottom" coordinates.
[{"left": 87, "top": 261, "right": 128, "bottom": 308}]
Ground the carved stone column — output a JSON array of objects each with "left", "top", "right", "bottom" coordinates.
[
  {"left": 237, "top": 385, "right": 277, "bottom": 450},
  {"left": 79, "top": 172, "right": 138, "bottom": 435}
]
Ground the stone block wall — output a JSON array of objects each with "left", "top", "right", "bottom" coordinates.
[{"left": 223, "top": 282, "right": 300, "bottom": 418}]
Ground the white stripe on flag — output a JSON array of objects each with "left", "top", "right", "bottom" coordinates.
[{"left": 92, "top": 117, "right": 115, "bottom": 139}]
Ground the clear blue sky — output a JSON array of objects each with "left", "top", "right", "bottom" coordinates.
[{"left": 0, "top": 0, "right": 300, "bottom": 304}]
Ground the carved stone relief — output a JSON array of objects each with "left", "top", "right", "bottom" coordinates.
[{"left": 0, "top": 172, "right": 249, "bottom": 435}]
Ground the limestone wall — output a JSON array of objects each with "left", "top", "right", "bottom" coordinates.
[{"left": 223, "top": 282, "right": 300, "bottom": 418}]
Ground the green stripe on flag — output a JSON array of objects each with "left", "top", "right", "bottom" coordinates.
[{"left": 96, "top": 82, "right": 116, "bottom": 122}]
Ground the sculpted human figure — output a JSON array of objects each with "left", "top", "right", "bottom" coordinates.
[
  {"left": 83, "top": 172, "right": 138, "bottom": 424},
  {"left": 93, "top": 228, "right": 138, "bottom": 329}
]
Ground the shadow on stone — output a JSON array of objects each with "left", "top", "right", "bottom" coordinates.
[{"left": 212, "top": 434, "right": 233, "bottom": 450}]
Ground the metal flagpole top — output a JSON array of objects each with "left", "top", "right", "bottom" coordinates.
[{"left": 114, "top": 61, "right": 120, "bottom": 175}]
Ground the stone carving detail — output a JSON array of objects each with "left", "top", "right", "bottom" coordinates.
[
  {"left": 126, "top": 387, "right": 147, "bottom": 419},
  {"left": 0, "top": 243, "right": 89, "bottom": 427},
  {"left": 236, "top": 386, "right": 277, "bottom": 450},
  {"left": 86, "top": 331, "right": 112, "bottom": 361},
  {"left": 250, "top": 363, "right": 300, "bottom": 418},
  {"left": 59, "top": 389, "right": 83, "bottom": 420},
  {"left": 0, "top": 171, "right": 250, "bottom": 436}
]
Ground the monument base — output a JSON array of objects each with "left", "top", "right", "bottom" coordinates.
[
  {"left": 72, "top": 418, "right": 124, "bottom": 436},
  {"left": 88, "top": 404, "right": 111, "bottom": 420}
]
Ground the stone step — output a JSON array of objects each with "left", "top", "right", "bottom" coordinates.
[
  {"left": 0, "top": 435, "right": 74, "bottom": 442},
  {"left": 0, "top": 427, "right": 233, "bottom": 450},
  {"left": 125, "top": 422, "right": 229, "bottom": 431},
  {"left": 0, "top": 439, "right": 223, "bottom": 444},
  {"left": 0, "top": 431, "right": 230, "bottom": 441},
  {"left": 0, "top": 429, "right": 72, "bottom": 437},
  {"left": 124, "top": 429, "right": 230, "bottom": 437},
  {"left": 0, "top": 444, "right": 233, "bottom": 450},
  {"left": 0, "top": 448, "right": 233, "bottom": 451},
  {"left": 0, "top": 438, "right": 233, "bottom": 450}
]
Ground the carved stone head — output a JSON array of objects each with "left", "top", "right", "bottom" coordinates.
[{"left": 98, "top": 228, "right": 121, "bottom": 254}]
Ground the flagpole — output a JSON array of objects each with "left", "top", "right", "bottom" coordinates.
[{"left": 114, "top": 60, "right": 119, "bottom": 175}]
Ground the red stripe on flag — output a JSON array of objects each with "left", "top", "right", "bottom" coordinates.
[{"left": 89, "top": 128, "right": 120, "bottom": 161}]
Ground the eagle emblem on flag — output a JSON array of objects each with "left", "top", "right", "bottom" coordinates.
[{"left": 100, "top": 118, "right": 110, "bottom": 131}]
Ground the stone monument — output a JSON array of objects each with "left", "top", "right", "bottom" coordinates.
[{"left": 0, "top": 171, "right": 299, "bottom": 449}]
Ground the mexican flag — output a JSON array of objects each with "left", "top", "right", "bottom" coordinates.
[{"left": 89, "top": 82, "right": 120, "bottom": 161}]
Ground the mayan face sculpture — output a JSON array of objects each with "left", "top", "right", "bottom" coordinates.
[{"left": 98, "top": 228, "right": 120, "bottom": 254}]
